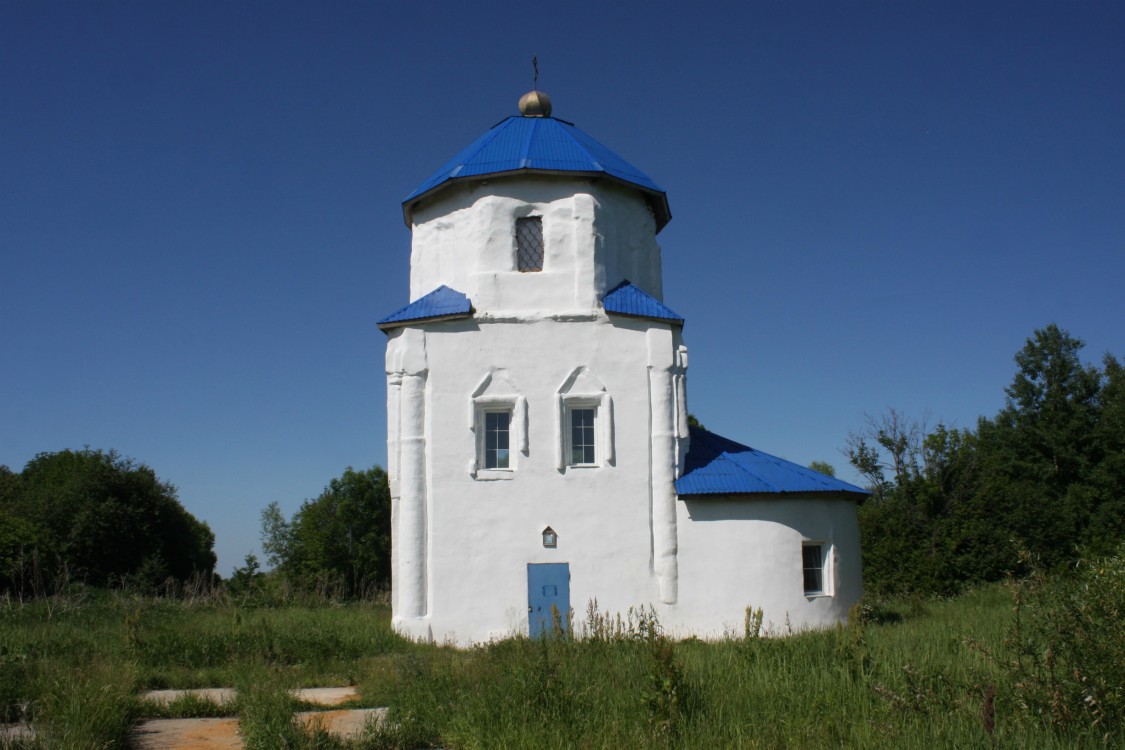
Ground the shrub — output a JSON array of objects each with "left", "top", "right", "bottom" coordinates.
[{"left": 1005, "top": 546, "right": 1125, "bottom": 740}]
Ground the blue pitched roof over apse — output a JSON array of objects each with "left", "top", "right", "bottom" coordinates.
[
  {"left": 676, "top": 427, "right": 870, "bottom": 498},
  {"left": 403, "top": 115, "right": 671, "bottom": 231},
  {"left": 378, "top": 285, "right": 472, "bottom": 330},
  {"left": 603, "top": 280, "right": 684, "bottom": 324}
]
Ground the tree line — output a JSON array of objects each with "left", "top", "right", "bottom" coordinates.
[
  {"left": 0, "top": 449, "right": 216, "bottom": 594},
  {"left": 849, "top": 324, "right": 1124, "bottom": 596},
  {"left": 3, "top": 323, "right": 1118, "bottom": 603},
  {"left": 0, "top": 448, "right": 392, "bottom": 601}
]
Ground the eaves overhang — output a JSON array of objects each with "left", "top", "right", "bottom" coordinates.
[
  {"left": 377, "top": 285, "right": 473, "bottom": 332},
  {"left": 602, "top": 280, "right": 684, "bottom": 325},
  {"left": 402, "top": 115, "right": 671, "bottom": 232},
  {"left": 676, "top": 426, "right": 871, "bottom": 499}
]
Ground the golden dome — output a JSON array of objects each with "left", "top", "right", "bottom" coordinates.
[{"left": 518, "top": 89, "right": 552, "bottom": 117}]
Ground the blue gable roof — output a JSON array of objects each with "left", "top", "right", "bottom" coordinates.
[
  {"left": 403, "top": 115, "right": 671, "bottom": 231},
  {"left": 378, "top": 285, "right": 472, "bottom": 329},
  {"left": 603, "top": 280, "right": 684, "bottom": 324},
  {"left": 676, "top": 426, "right": 870, "bottom": 498}
]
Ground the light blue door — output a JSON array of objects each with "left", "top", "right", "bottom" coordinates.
[{"left": 527, "top": 563, "right": 570, "bottom": 638}]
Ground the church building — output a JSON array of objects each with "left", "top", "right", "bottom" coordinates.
[{"left": 379, "top": 89, "right": 868, "bottom": 644}]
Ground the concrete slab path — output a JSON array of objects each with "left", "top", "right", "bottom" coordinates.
[
  {"left": 130, "top": 717, "right": 242, "bottom": 750},
  {"left": 129, "top": 707, "right": 385, "bottom": 749},
  {"left": 0, "top": 722, "right": 35, "bottom": 745},
  {"left": 141, "top": 685, "right": 361, "bottom": 707},
  {"left": 292, "top": 687, "right": 362, "bottom": 706},
  {"left": 8, "top": 688, "right": 379, "bottom": 749},
  {"left": 297, "top": 707, "right": 386, "bottom": 736}
]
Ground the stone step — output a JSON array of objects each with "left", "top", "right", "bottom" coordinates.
[{"left": 130, "top": 708, "right": 385, "bottom": 749}]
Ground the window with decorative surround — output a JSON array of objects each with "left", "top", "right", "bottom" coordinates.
[
  {"left": 469, "top": 370, "right": 527, "bottom": 480},
  {"left": 515, "top": 217, "right": 544, "bottom": 272},
  {"left": 555, "top": 367, "right": 614, "bottom": 472}
]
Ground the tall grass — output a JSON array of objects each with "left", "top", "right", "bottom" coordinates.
[
  {"left": 0, "top": 579, "right": 1119, "bottom": 748},
  {"left": 363, "top": 586, "right": 1114, "bottom": 749},
  {"left": 0, "top": 588, "right": 404, "bottom": 747}
]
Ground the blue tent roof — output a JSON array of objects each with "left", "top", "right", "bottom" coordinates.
[
  {"left": 603, "top": 280, "right": 684, "bottom": 324},
  {"left": 378, "top": 285, "right": 472, "bottom": 329},
  {"left": 676, "top": 426, "right": 870, "bottom": 498},
  {"left": 403, "top": 115, "right": 671, "bottom": 232}
]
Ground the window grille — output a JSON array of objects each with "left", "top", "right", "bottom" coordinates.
[{"left": 516, "top": 217, "right": 544, "bottom": 272}]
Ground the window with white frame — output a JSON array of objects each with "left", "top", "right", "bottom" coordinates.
[
  {"left": 802, "top": 543, "right": 829, "bottom": 596},
  {"left": 515, "top": 217, "right": 544, "bottom": 272},
  {"left": 482, "top": 409, "right": 511, "bottom": 469},
  {"left": 568, "top": 405, "right": 598, "bottom": 466}
]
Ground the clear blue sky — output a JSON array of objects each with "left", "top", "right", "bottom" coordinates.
[{"left": 3, "top": 1, "right": 1123, "bottom": 576}]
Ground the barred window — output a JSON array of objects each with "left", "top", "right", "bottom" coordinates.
[{"left": 516, "top": 217, "right": 544, "bottom": 272}]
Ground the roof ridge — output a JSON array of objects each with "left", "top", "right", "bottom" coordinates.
[
  {"left": 715, "top": 450, "right": 785, "bottom": 493},
  {"left": 519, "top": 117, "right": 540, "bottom": 168}
]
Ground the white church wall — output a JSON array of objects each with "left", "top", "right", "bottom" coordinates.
[
  {"left": 410, "top": 314, "right": 679, "bottom": 644},
  {"left": 408, "top": 177, "right": 663, "bottom": 313},
  {"left": 672, "top": 495, "right": 863, "bottom": 637},
  {"left": 386, "top": 298, "right": 862, "bottom": 643},
  {"left": 386, "top": 174, "right": 687, "bottom": 644}
]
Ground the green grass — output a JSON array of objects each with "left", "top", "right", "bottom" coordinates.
[
  {"left": 0, "top": 583, "right": 1118, "bottom": 748},
  {"left": 362, "top": 586, "right": 1116, "bottom": 749},
  {"left": 0, "top": 589, "right": 403, "bottom": 748}
]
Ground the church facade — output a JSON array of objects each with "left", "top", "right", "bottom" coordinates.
[{"left": 380, "top": 90, "right": 867, "bottom": 644}]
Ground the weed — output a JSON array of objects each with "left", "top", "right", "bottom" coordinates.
[
  {"left": 138, "top": 691, "right": 238, "bottom": 719},
  {"left": 32, "top": 665, "right": 137, "bottom": 750},
  {"left": 644, "top": 633, "right": 693, "bottom": 744},
  {"left": 238, "top": 681, "right": 305, "bottom": 749},
  {"left": 743, "top": 604, "right": 764, "bottom": 640}
]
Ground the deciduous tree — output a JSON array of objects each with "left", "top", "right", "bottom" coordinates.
[
  {"left": 261, "top": 466, "right": 391, "bottom": 597},
  {"left": 850, "top": 325, "right": 1125, "bottom": 595},
  {"left": 0, "top": 449, "right": 215, "bottom": 593}
]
